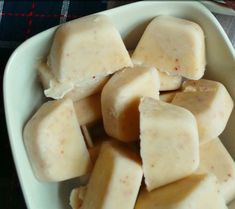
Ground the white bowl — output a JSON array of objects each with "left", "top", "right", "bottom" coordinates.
[{"left": 3, "top": 1, "right": 235, "bottom": 209}]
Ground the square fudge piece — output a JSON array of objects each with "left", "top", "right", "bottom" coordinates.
[
  {"left": 23, "top": 99, "right": 91, "bottom": 181},
  {"left": 196, "top": 138, "right": 235, "bottom": 203},
  {"left": 139, "top": 97, "right": 199, "bottom": 191},
  {"left": 172, "top": 79, "right": 234, "bottom": 144},
  {"left": 48, "top": 14, "right": 132, "bottom": 83},
  {"left": 81, "top": 142, "right": 143, "bottom": 209},
  {"left": 132, "top": 16, "right": 206, "bottom": 80},
  {"left": 101, "top": 66, "right": 160, "bottom": 142},
  {"left": 135, "top": 174, "right": 227, "bottom": 209}
]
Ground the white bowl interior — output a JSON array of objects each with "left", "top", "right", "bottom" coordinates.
[{"left": 3, "top": 1, "right": 235, "bottom": 209}]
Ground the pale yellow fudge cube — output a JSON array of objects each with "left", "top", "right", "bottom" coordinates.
[
  {"left": 135, "top": 174, "right": 228, "bottom": 209},
  {"left": 172, "top": 79, "right": 234, "bottom": 144},
  {"left": 74, "top": 93, "right": 101, "bottom": 126},
  {"left": 48, "top": 14, "right": 132, "bottom": 83},
  {"left": 81, "top": 142, "right": 143, "bottom": 209},
  {"left": 132, "top": 16, "right": 206, "bottom": 80},
  {"left": 23, "top": 99, "right": 91, "bottom": 181},
  {"left": 88, "top": 138, "right": 119, "bottom": 163},
  {"left": 101, "top": 66, "right": 160, "bottom": 142},
  {"left": 139, "top": 97, "right": 199, "bottom": 191},
  {"left": 38, "top": 62, "right": 108, "bottom": 101},
  {"left": 70, "top": 187, "right": 87, "bottom": 209},
  {"left": 158, "top": 71, "right": 182, "bottom": 91},
  {"left": 196, "top": 138, "right": 235, "bottom": 203}
]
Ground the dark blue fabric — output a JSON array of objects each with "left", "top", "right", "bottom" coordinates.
[{"left": 0, "top": 1, "right": 108, "bottom": 208}]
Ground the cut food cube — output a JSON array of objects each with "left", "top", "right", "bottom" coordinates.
[
  {"left": 81, "top": 142, "right": 143, "bottom": 209},
  {"left": 101, "top": 66, "right": 160, "bottom": 142},
  {"left": 38, "top": 62, "right": 109, "bottom": 101},
  {"left": 132, "top": 16, "right": 206, "bottom": 80},
  {"left": 172, "top": 79, "right": 234, "bottom": 144},
  {"left": 158, "top": 71, "right": 182, "bottom": 91},
  {"left": 196, "top": 138, "right": 235, "bottom": 203},
  {"left": 74, "top": 93, "right": 101, "bottom": 126},
  {"left": 48, "top": 14, "right": 132, "bottom": 83},
  {"left": 88, "top": 138, "right": 119, "bottom": 163},
  {"left": 139, "top": 97, "right": 199, "bottom": 191},
  {"left": 160, "top": 91, "right": 177, "bottom": 103},
  {"left": 70, "top": 186, "right": 87, "bottom": 209},
  {"left": 23, "top": 99, "right": 91, "bottom": 181},
  {"left": 135, "top": 174, "right": 228, "bottom": 209}
]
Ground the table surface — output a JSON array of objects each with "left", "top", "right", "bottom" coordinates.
[{"left": 0, "top": 2, "right": 234, "bottom": 209}]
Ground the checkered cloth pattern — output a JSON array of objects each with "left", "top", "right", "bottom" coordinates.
[{"left": 0, "top": 1, "right": 111, "bottom": 208}]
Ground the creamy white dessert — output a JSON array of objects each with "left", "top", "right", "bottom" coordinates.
[
  {"left": 88, "top": 138, "right": 118, "bottom": 163},
  {"left": 172, "top": 79, "right": 234, "bottom": 144},
  {"left": 74, "top": 93, "right": 101, "bottom": 126},
  {"left": 27, "top": 13, "right": 234, "bottom": 209},
  {"left": 38, "top": 62, "right": 109, "bottom": 101},
  {"left": 196, "top": 138, "right": 235, "bottom": 203},
  {"left": 135, "top": 174, "right": 228, "bottom": 209},
  {"left": 158, "top": 71, "right": 182, "bottom": 91},
  {"left": 132, "top": 16, "right": 206, "bottom": 80},
  {"left": 139, "top": 97, "right": 199, "bottom": 191},
  {"left": 101, "top": 66, "right": 160, "bottom": 142},
  {"left": 48, "top": 14, "right": 132, "bottom": 84},
  {"left": 23, "top": 99, "right": 91, "bottom": 181},
  {"left": 81, "top": 142, "right": 143, "bottom": 209}
]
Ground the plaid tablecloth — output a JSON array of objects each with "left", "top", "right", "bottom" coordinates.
[{"left": 0, "top": 1, "right": 234, "bottom": 209}]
